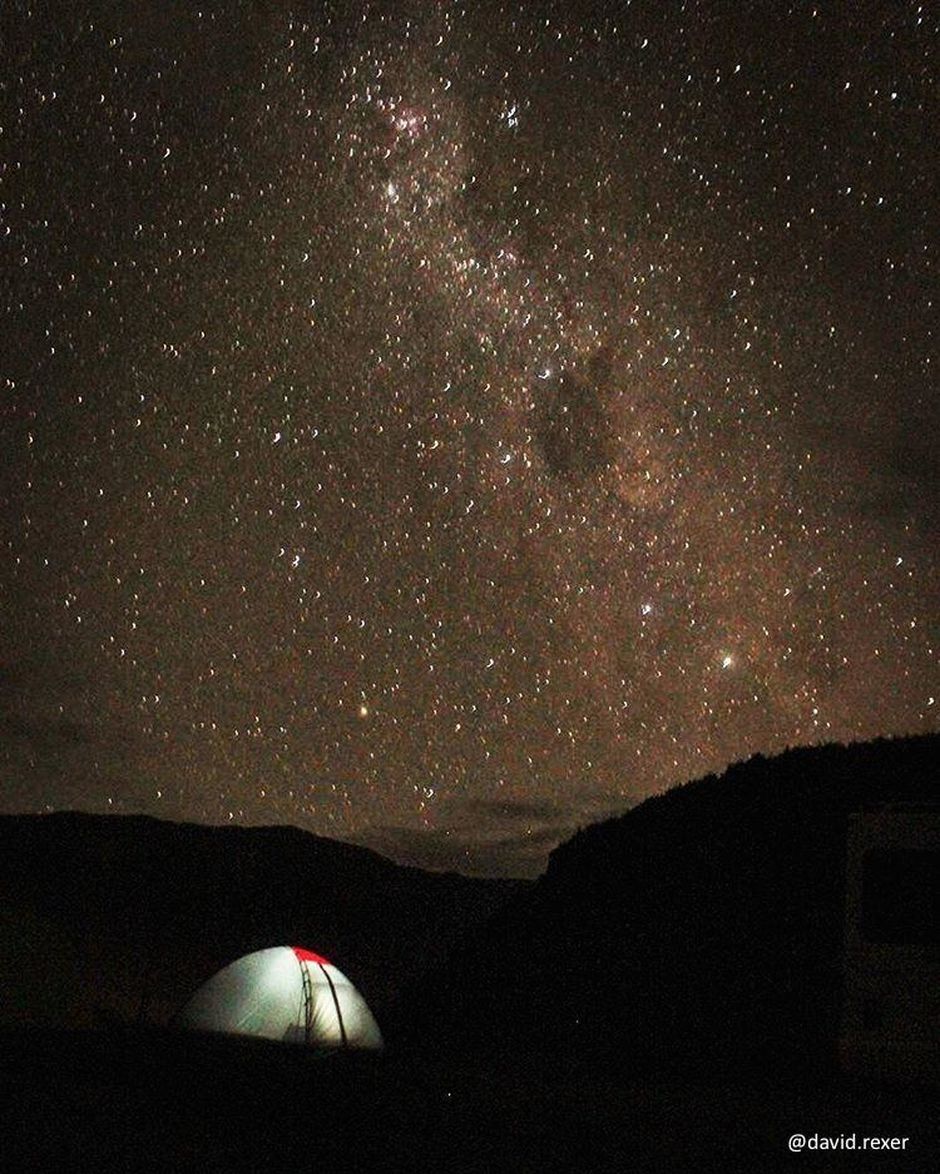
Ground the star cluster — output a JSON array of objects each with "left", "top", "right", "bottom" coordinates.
[{"left": 2, "top": 2, "right": 936, "bottom": 874}]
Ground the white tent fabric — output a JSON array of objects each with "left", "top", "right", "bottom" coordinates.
[{"left": 177, "top": 946, "right": 383, "bottom": 1050}]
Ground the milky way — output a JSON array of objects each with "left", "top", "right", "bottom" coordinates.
[{"left": 3, "top": 2, "right": 937, "bottom": 874}]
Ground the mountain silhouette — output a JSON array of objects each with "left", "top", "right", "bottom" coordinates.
[
  {"left": 0, "top": 812, "right": 522, "bottom": 1031},
  {"left": 388, "top": 734, "right": 937, "bottom": 1076}
]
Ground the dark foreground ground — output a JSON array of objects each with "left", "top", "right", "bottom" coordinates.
[{"left": 1, "top": 1028, "right": 936, "bottom": 1173}]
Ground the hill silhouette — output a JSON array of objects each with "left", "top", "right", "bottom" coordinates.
[
  {"left": 0, "top": 812, "right": 522, "bottom": 1031},
  {"left": 389, "top": 734, "right": 937, "bottom": 1076},
  {"left": 1, "top": 737, "right": 937, "bottom": 1170}
]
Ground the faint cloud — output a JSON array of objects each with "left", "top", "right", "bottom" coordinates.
[
  {"left": 454, "top": 796, "right": 567, "bottom": 824},
  {"left": 355, "top": 821, "right": 566, "bottom": 878},
  {"left": 355, "top": 793, "right": 590, "bottom": 878}
]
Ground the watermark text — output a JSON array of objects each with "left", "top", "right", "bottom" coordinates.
[{"left": 788, "top": 1133, "right": 909, "bottom": 1153}]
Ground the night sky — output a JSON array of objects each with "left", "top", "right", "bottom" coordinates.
[{"left": 3, "top": 2, "right": 937, "bottom": 875}]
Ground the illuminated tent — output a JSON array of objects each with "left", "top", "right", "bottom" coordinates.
[{"left": 176, "top": 946, "right": 383, "bottom": 1050}]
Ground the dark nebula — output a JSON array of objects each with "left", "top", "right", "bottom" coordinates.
[{"left": 537, "top": 369, "right": 616, "bottom": 483}]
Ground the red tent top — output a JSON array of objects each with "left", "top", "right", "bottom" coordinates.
[{"left": 292, "top": 946, "right": 331, "bottom": 965}]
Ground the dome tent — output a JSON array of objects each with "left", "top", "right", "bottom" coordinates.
[{"left": 176, "top": 946, "right": 383, "bottom": 1050}]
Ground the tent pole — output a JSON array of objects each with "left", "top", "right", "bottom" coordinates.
[
  {"left": 319, "top": 962, "right": 348, "bottom": 1048},
  {"left": 300, "top": 954, "right": 315, "bottom": 1044}
]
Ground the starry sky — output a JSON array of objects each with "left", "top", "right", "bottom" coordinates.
[{"left": 2, "top": 1, "right": 937, "bottom": 876}]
